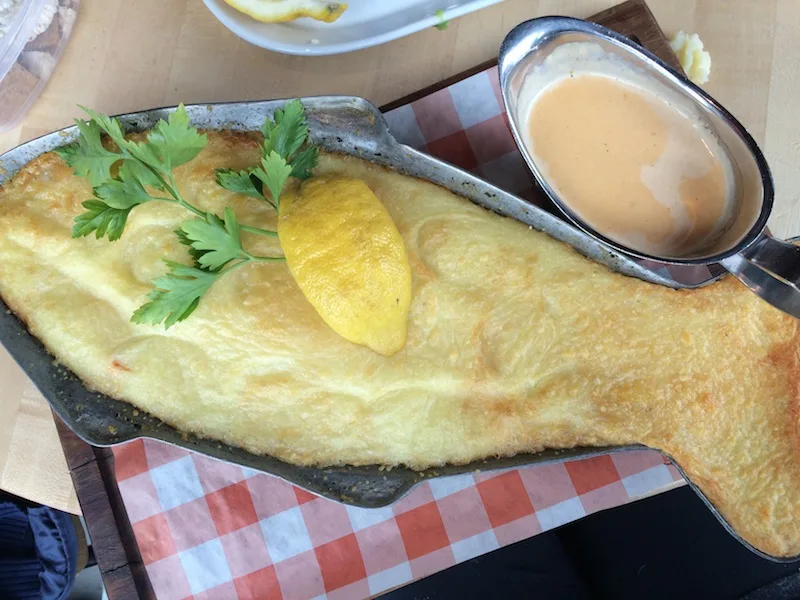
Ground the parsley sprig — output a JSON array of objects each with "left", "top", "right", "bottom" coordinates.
[
  {"left": 57, "top": 100, "right": 318, "bottom": 327},
  {"left": 215, "top": 99, "right": 317, "bottom": 209}
]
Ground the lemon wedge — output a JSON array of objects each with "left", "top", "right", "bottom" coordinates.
[
  {"left": 278, "top": 175, "right": 412, "bottom": 356},
  {"left": 223, "top": 0, "right": 347, "bottom": 23}
]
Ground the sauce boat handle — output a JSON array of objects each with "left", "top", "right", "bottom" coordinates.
[{"left": 721, "top": 233, "right": 800, "bottom": 318}]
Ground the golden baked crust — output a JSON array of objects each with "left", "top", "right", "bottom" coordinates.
[{"left": 1, "top": 131, "right": 799, "bottom": 557}]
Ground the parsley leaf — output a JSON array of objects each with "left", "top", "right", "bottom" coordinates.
[
  {"left": 179, "top": 208, "right": 248, "bottom": 271},
  {"left": 93, "top": 162, "right": 153, "bottom": 209},
  {"left": 78, "top": 106, "right": 128, "bottom": 148},
  {"left": 434, "top": 9, "right": 449, "bottom": 30},
  {"left": 76, "top": 105, "right": 206, "bottom": 176},
  {"left": 219, "top": 100, "right": 317, "bottom": 205},
  {"left": 56, "top": 111, "right": 163, "bottom": 190},
  {"left": 266, "top": 99, "right": 308, "bottom": 160},
  {"left": 55, "top": 120, "right": 121, "bottom": 187},
  {"left": 120, "top": 139, "right": 166, "bottom": 174},
  {"left": 215, "top": 168, "right": 265, "bottom": 200},
  {"left": 72, "top": 200, "right": 133, "bottom": 241},
  {"left": 71, "top": 162, "right": 155, "bottom": 240},
  {"left": 254, "top": 151, "right": 293, "bottom": 207},
  {"left": 144, "top": 105, "right": 207, "bottom": 169},
  {"left": 260, "top": 118, "right": 279, "bottom": 156},
  {"left": 131, "top": 261, "right": 219, "bottom": 328},
  {"left": 175, "top": 228, "right": 208, "bottom": 265},
  {"left": 123, "top": 159, "right": 165, "bottom": 190},
  {"left": 289, "top": 146, "right": 318, "bottom": 180}
]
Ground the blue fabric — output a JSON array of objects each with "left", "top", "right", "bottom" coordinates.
[
  {"left": 29, "top": 506, "right": 78, "bottom": 600},
  {"left": 0, "top": 559, "right": 42, "bottom": 599},
  {"left": 0, "top": 503, "right": 34, "bottom": 557},
  {"left": 0, "top": 500, "right": 78, "bottom": 600}
]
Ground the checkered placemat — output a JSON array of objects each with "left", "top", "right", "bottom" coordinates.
[
  {"left": 383, "top": 66, "right": 538, "bottom": 200},
  {"left": 112, "top": 64, "right": 686, "bottom": 600}
]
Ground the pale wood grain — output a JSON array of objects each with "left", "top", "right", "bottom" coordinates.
[
  {"left": 0, "top": 0, "right": 797, "bottom": 510},
  {"left": 0, "top": 347, "right": 79, "bottom": 513},
  {"left": 764, "top": 0, "right": 800, "bottom": 238}
]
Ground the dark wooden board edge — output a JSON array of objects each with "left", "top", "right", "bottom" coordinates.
[
  {"left": 55, "top": 416, "right": 155, "bottom": 600},
  {"left": 55, "top": 2, "right": 678, "bottom": 598}
]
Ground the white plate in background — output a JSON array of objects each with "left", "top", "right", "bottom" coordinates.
[{"left": 202, "top": 0, "right": 504, "bottom": 56}]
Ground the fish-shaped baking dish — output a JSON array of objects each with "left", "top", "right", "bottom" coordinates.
[{"left": 0, "top": 96, "right": 789, "bottom": 562}]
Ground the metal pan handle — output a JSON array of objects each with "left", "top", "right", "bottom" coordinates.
[{"left": 721, "top": 233, "right": 800, "bottom": 318}]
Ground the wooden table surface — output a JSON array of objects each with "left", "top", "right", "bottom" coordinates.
[{"left": 1, "top": 0, "right": 798, "bottom": 515}]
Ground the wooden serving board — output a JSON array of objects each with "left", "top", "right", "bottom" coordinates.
[{"left": 51, "top": 2, "right": 681, "bottom": 598}]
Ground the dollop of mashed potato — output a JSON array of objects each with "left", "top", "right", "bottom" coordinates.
[{"left": 670, "top": 30, "right": 712, "bottom": 85}]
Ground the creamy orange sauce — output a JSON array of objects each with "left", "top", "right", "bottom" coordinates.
[{"left": 527, "top": 73, "right": 731, "bottom": 257}]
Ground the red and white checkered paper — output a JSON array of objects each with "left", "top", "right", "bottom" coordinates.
[{"left": 112, "top": 65, "right": 686, "bottom": 600}]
